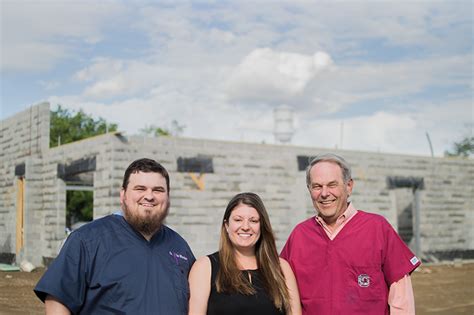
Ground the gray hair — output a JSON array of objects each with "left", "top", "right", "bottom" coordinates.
[{"left": 305, "top": 153, "right": 352, "bottom": 187}]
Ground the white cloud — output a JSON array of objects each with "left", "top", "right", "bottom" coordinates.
[
  {"left": 343, "top": 112, "right": 418, "bottom": 154},
  {"left": 50, "top": 45, "right": 471, "bottom": 157},
  {"left": 80, "top": 61, "right": 162, "bottom": 99},
  {"left": 74, "top": 58, "right": 124, "bottom": 82},
  {"left": 3, "top": 1, "right": 472, "bottom": 157},
  {"left": 83, "top": 76, "right": 127, "bottom": 99},
  {"left": 2, "top": 42, "right": 67, "bottom": 72},
  {"left": 293, "top": 97, "right": 472, "bottom": 157},
  {"left": 1, "top": 0, "right": 126, "bottom": 72},
  {"left": 47, "top": 75, "right": 472, "bottom": 158},
  {"left": 208, "top": 28, "right": 236, "bottom": 44},
  {"left": 38, "top": 80, "right": 60, "bottom": 91},
  {"left": 226, "top": 48, "right": 333, "bottom": 103},
  {"left": 296, "top": 53, "right": 472, "bottom": 117},
  {"left": 7, "top": 88, "right": 273, "bottom": 143}
]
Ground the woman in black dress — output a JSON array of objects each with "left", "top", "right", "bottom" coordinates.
[{"left": 188, "top": 192, "right": 301, "bottom": 315}]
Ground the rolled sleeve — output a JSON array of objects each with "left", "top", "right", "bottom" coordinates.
[{"left": 388, "top": 275, "right": 415, "bottom": 315}]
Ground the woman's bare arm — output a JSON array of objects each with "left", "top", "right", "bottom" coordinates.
[
  {"left": 280, "top": 258, "right": 302, "bottom": 315},
  {"left": 188, "top": 256, "right": 212, "bottom": 315}
]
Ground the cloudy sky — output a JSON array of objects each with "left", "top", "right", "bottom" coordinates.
[{"left": 1, "top": 0, "right": 472, "bottom": 157}]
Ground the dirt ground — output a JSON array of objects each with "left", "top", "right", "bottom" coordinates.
[{"left": 0, "top": 263, "right": 473, "bottom": 314}]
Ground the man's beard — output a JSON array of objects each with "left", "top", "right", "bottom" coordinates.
[{"left": 123, "top": 204, "right": 169, "bottom": 237}]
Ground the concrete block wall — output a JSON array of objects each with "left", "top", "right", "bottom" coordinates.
[
  {"left": 420, "top": 158, "right": 474, "bottom": 252},
  {"left": 125, "top": 136, "right": 309, "bottom": 257},
  {"left": 1, "top": 103, "right": 473, "bottom": 265},
  {"left": 321, "top": 152, "right": 474, "bottom": 254},
  {"left": 0, "top": 103, "right": 49, "bottom": 262},
  {"left": 32, "top": 134, "right": 122, "bottom": 262},
  {"left": 73, "top": 135, "right": 473, "bottom": 259}
]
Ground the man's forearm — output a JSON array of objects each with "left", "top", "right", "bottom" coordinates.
[
  {"left": 45, "top": 295, "right": 71, "bottom": 315},
  {"left": 388, "top": 275, "right": 416, "bottom": 315}
]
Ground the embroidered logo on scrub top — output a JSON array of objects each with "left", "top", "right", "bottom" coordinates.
[
  {"left": 169, "top": 251, "right": 188, "bottom": 265},
  {"left": 358, "top": 274, "right": 370, "bottom": 287}
]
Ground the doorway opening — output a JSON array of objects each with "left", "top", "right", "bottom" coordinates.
[
  {"left": 387, "top": 176, "right": 424, "bottom": 257},
  {"left": 393, "top": 188, "right": 414, "bottom": 245}
]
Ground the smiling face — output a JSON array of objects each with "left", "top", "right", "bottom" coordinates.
[
  {"left": 225, "top": 203, "right": 261, "bottom": 253},
  {"left": 120, "top": 171, "right": 170, "bottom": 239},
  {"left": 308, "top": 161, "right": 353, "bottom": 226}
]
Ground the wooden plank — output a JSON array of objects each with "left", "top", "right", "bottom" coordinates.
[{"left": 16, "top": 178, "right": 24, "bottom": 254}]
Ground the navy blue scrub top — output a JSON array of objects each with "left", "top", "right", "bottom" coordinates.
[{"left": 34, "top": 213, "right": 195, "bottom": 314}]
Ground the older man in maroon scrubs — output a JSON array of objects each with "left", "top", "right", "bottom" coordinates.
[{"left": 281, "top": 153, "right": 420, "bottom": 315}]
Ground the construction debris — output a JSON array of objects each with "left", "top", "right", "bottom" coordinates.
[
  {"left": 20, "top": 260, "right": 36, "bottom": 272},
  {"left": 0, "top": 263, "right": 20, "bottom": 272}
]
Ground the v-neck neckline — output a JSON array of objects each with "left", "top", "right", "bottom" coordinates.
[{"left": 314, "top": 211, "right": 361, "bottom": 242}]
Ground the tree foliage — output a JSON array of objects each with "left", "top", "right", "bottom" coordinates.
[
  {"left": 139, "top": 120, "right": 185, "bottom": 137},
  {"left": 66, "top": 190, "right": 93, "bottom": 228},
  {"left": 50, "top": 105, "right": 118, "bottom": 147},
  {"left": 50, "top": 105, "right": 117, "bottom": 227},
  {"left": 139, "top": 125, "right": 171, "bottom": 137},
  {"left": 444, "top": 135, "right": 474, "bottom": 157}
]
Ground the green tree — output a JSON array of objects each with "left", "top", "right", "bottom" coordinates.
[
  {"left": 50, "top": 105, "right": 117, "bottom": 228},
  {"left": 50, "top": 105, "right": 118, "bottom": 147},
  {"left": 444, "top": 135, "right": 474, "bottom": 157},
  {"left": 139, "top": 125, "right": 171, "bottom": 137},
  {"left": 139, "top": 120, "right": 185, "bottom": 137},
  {"left": 66, "top": 190, "right": 93, "bottom": 228}
]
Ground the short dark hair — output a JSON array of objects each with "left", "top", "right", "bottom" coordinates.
[{"left": 122, "top": 158, "right": 170, "bottom": 193}]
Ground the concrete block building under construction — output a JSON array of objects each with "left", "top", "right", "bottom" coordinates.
[{"left": 1, "top": 103, "right": 473, "bottom": 266}]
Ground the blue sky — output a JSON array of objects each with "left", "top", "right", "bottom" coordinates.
[{"left": 1, "top": 0, "right": 472, "bottom": 157}]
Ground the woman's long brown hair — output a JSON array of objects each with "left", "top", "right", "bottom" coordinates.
[{"left": 216, "top": 192, "right": 290, "bottom": 311}]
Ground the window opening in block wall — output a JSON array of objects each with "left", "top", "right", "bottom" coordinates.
[
  {"left": 66, "top": 187, "right": 93, "bottom": 230},
  {"left": 58, "top": 157, "right": 96, "bottom": 231}
]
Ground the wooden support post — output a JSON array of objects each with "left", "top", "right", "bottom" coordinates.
[{"left": 16, "top": 178, "right": 24, "bottom": 254}]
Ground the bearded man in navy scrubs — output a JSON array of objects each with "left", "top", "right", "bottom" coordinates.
[{"left": 35, "top": 158, "right": 195, "bottom": 314}]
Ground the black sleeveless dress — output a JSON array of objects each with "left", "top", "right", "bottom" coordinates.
[{"left": 206, "top": 252, "right": 285, "bottom": 315}]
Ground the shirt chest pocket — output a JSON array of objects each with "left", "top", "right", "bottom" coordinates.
[
  {"left": 346, "top": 266, "right": 386, "bottom": 301},
  {"left": 172, "top": 264, "right": 189, "bottom": 291}
]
